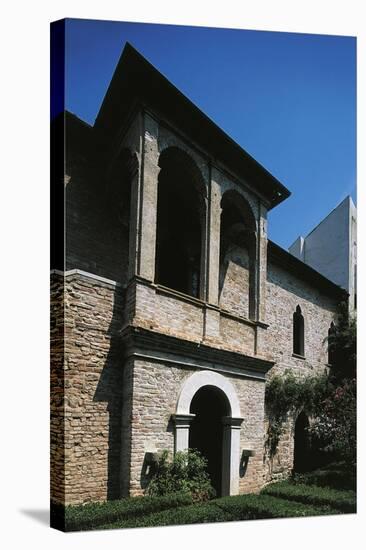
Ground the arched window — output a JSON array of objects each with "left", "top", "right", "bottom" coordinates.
[
  {"left": 293, "top": 305, "right": 305, "bottom": 356},
  {"left": 219, "top": 190, "right": 257, "bottom": 320},
  {"left": 328, "top": 321, "right": 336, "bottom": 365},
  {"left": 155, "top": 147, "right": 206, "bottom": 298}
]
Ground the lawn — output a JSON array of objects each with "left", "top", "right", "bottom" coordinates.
[{"left": 61, "top": 464, "right": 356, "bottom": 531}]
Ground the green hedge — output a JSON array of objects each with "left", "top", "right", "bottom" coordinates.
[
  {"left": 111, "top": 502, "right": 232, "bottom": 529},
  {"left": 262, "top": 482, "right": 356, "bottom": 513},
  {"left": 97, "top": 492, "right": 339, "bottom": 530},
  {"left": 65, "top": 492, "right": 193, "bottom": 531},
  {"left": 213, "top": 494, "right": 337, "bottom": 521},
  {"left": 293, "top": 468, "right": 356, "bottom": 491}
]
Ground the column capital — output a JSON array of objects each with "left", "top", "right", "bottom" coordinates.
[
  {"left": 222, "top": 416, "right": 244, "bottom": 428},
  {"left": 171, "top": 413, "right": 196, "bottom": 428}
]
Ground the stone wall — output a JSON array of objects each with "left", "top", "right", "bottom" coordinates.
[
  {"left": 52, "top": 270, "right": 270, "bottom": 504},
  {"left": 263, "top": 259, "right": 338, "bottom": 482},
  {"left": 51, "top": 271, "right": 128, "bottom": 505},
  {"left": 54, "top": 110, "right": 344, "bottom": 507},
  {"left": 266, "top": 259, "right": 337, "bottom": 375},
  {"left": 50, "top": 273, "right": 65, "bottom": 505},
  {"left": 129, "top": 359, "right": 266, "bottom": 497}
]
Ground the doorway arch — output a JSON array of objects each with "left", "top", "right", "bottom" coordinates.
[
  {"left": 293, "top": 411, "right": 311, "bottom": 473},
  {"left": 189, "top": 385, "right": 230, "bottom": 495},
  {"left": 173, "top": 370, "right": 243, "bottom": 496}
]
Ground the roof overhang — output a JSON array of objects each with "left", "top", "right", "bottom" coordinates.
[{"left": 95, "top": 43, "right": 291, "bottom": 210}]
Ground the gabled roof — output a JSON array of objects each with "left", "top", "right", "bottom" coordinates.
[{"left": 95, "top": 43, "right": 291, "bottom": 210}]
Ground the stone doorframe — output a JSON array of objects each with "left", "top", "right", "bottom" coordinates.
[{"left": 172, "top": 370, "right": 243, "bottom": 496}]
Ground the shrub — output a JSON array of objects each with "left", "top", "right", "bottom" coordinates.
[
  {"left": 64, "top": 491, "right": 193, "bottom": 531},
  {"left": 262, "top": 482, "right": 356, "bottom": 513},
  {"left": 146, "top": 449, "right": 215, "bottom": 502},
  {"left": 326, "top": 301, "right": 356, "bottom": 382},
  {"left": 308, "top": 379, "right": 356, "bottom": 465}
]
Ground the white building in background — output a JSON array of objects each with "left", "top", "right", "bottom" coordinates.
[{"left": 289, "top": 196, "right": 357, "bottom": 311}]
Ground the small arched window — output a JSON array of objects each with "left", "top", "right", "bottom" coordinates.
[
  {"left": 293, "top": 305, "right": 305, "bottom": 356},
  {"left": 328, "top": 321, "right": 336, "bottom": 365}
]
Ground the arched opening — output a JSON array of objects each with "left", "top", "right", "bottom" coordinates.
[
  {"left": 219, "top": 190, "right": 257, "bottom": 319},
  {"left": 155, "top": 147, "right": 206, "bottom": 298},
  {"left": 189, "top": 385, "right": 230, "bottom": 496},
  {"left": 174, "top": 370, "right": 242, "bottom": 496},
  {"left": 293, "top": 412, "right": 311, "bottom": 473},
  {"left": 328, "top": 321, "right": 336, "bottom": 365},
  {"left": 293, "top": 305, "right": 305, "bottom": 356}
]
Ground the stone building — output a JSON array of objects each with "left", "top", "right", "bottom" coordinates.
[{"left": 51, "top": 43, "right": 347, "bottom": 506}]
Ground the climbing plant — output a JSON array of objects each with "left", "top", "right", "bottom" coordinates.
[
  {"left": 326, "top": 301, "right": 356, "bottom": 382},
  {"left": 265, "top": 370, "right": 331, "bottom": 457}
]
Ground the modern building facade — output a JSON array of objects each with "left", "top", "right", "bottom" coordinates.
[
  {"left": 51, "top": 43, "right": 347, "bottom": 506},
  {"left": 289, "top": 196, "right": 356, "bottom": 311}
]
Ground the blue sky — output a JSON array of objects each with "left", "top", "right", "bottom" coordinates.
[{"left": 64, "top": 18, "right": 356, "bottom": 249}]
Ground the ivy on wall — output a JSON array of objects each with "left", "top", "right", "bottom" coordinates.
[{"left": 265, "top": 370, "right": 331, "bottom": 457}]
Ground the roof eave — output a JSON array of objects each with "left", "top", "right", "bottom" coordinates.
[{"left": 95, "top": 43, "right": 291, "bottom": 210}]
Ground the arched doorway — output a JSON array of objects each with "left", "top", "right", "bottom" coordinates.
[
  {"left": 189, "top": 386, "right": 230, "bottom": 496},
  {"left": 293, "top": 412, "right": 311, "bottom": 473},
  {"left": 173, "top": 370, "right": 243, "bottom": 496}
]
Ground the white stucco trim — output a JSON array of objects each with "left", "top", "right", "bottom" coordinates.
[{"left": 176, "top": 370, "right": 241, "bottom": 417}]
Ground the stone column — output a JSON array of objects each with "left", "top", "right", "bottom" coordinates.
[
  {"left": 206, "top": 167, "right": 222, "bottom": 305},
  {"left": 203, "top": 167, "right": 222, "bottom": 342},
  {"left": 222, "top": 416, "right": 243, "bottom": 496},
  {"left": 257, "top": 202, "right": 268, "bottom": 323},
  {"left": 172, "top": 413, "right": 195, "bottom": 452},
  {"left": 135, "top": 113, "right": 160, "bottom": 281},
  {"left": 128, "top": 167, "right": 140, "bottom": 280}
]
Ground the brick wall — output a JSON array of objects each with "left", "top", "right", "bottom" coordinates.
[
  {"left": 51, "top": 271, "right": 127, "bottom": 505},
  {"left": 65, "top": 113, "right": 131, "bottom": 285},
  {"left": 219, "top": 245, "right": 250, "bottom": 318}
]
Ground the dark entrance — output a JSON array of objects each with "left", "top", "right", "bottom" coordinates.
[
  {"left": 155, "top": 147, "right": 205, "bottom": 298},
  {"left": 189, "top": 385, "right": 230, "bottom": 496},
  {"left": 293, "top": 412, "right": 311, "bottom": 473}
]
